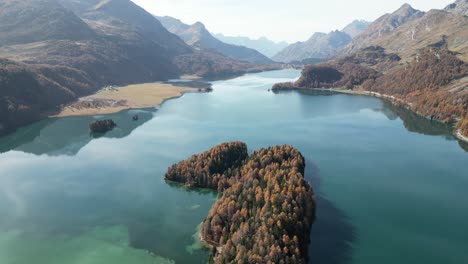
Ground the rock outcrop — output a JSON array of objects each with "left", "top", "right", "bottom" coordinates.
[{"left": 157, "top": 16, "right": 273, "bottom": 64}]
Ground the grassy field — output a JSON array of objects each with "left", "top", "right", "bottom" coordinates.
[{"left": 53, "top": 82, "right": 205, "bottom": 117}]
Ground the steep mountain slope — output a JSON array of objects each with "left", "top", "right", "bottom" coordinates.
[
  {"left": 0, "top": 0, "right": 185, "bottom": 85},
  {"left": 0, "top": 0, "right": 280, "bottom": 135},
  {"left": 445, "top": 0, "right": 468, "bottom": 16},
  {"left": 0, "top": 58, "right": 80, "bottom": 136},
  {"left": 367, "top": 9, "right": 468, "bottom": 61},
  {"left": 273, "top": 2, "right": 468, "bottom": 138},
  {"left": 157, "top": 16, "right": 273, "bottom": 64},
  {"left": 0, "top": 0, "right": 96, "bottom": 46},
  {"left": 57, "top": 0, "right": 190, "bottom": 55},
  {"left": 0, "top": 0, "right": 193, "bottom": 136},
  {"left": 214, "top": 34, "right": 288, "bottom": 58},
  {"left": 342, "top": 20, "right": 371, "bottom": 37},
  {"left": 340, "top": 4, "right": 425, "bottom": 55},
  {"left": 336, "top": 2, "right": 468, "bottom": 62},
  {"left": 273, "top": 31, "right": 352, "bottom": 63}
]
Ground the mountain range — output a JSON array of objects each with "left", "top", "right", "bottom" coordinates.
[
  {"left": 214, "top": 34, "right": 288, "bottom": 58},
  {"left": 1, "top": 0, "right": 467, "bottom": 139},
  {"left": 0, "top": 0, "right": 277, "bottom": 136},
  {"left": 339, "top": 2, "right": 468, "bottom": 61},
  {"left": 273, "top": 30, "right": 353, "bottom": 63},
  {"left": 273, "top": 20, "right": 371, "bottom": 63},
  {"left": 274, "top": 2, "right": 468, "bottom": 138},
  {"left": 157, "top": 16, "right": 273, "bottom": 64}
]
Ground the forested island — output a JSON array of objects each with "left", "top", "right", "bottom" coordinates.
[{"left": 165, "top": 142, "right": 315, "bottom": 263}]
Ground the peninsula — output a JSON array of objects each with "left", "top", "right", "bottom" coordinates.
[{"left": 52, "top": 81, "right": 210, "bottom": 117}]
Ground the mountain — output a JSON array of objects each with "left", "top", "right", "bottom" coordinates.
[
  {"left": 338, "top": 3, "right": 468, "bottom": 61},
  {"left": 274, "top": 1, "right": 468, "bottom": 139},
  {"left": 339, "top": 3, "right": 425, "bottom": 55},
  {"left": 342, "top": 20, "right": 372, "bottom": 37},
  {"left": 57, "top": 0, "right": 190, "bottom": 55},
  {"left": 157, "top": 16, "right": 273, "bottom": 64},
  {"left": 273, "top": 31, "right": 352, "bottom": 63},
  {"left": 213, "top": 34, "right": 288, "bottom": 58},
  {"left": 0, "top": 0, "right": 96, "bottom": 46},
  {"left": 0, "top": 0, "right": 195, "bottom": 135},
  {"left": 0, "top": 0, "right": 192, "bottom": 87},
  {"left": 445, "top": 0, "right": 468, "bottom": 16},
  {"left": 363, "top": 9, "right": 468, "bottom": 61},
  {"left": 0, "top": 0, "right": 281, "bottom": 135}
]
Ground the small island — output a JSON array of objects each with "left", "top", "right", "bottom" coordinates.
[
  {"left": 165, "top": 142, "right": 315, "bottom": 263},
  {"left": 89, "top": 119, "right": 117, "bottom": 133}
]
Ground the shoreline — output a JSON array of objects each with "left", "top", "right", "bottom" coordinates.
[
  {"left": 275, "top": 86, "right": 468, "bottom": 143},
  {"left": 50, "top": 81, "right": 211, "bottom": 118},
  {"left": 455, "top": 129, "right": 468, "bottom": 143},
  {"left": 334, "top": 89, "right": 468, "bottom": 143}
]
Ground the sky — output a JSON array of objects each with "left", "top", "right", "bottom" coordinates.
[{"left": 131, "top": 0, "right": 455, "bottom": 43}]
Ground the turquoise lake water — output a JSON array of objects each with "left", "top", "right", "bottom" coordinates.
[{"left": 0, "top": 70, "right": 467, "bottom": 263}]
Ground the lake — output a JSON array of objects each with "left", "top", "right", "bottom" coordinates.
[{"left": 0, "top": 70, "right": 467, "bottom": 264}]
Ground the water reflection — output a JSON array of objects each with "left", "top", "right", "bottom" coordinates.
[
  {"left": 305, "top": 160, "right": 357, "bottom": 264},
  {"left": 382, "top": 102, "right": 454, "bottom": 138},
  {"left": 0, "top": 109, "right": 155, "bottom": 156}
]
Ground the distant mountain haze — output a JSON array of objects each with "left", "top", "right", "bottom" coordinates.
[
  {"left": 342, "top": 20, "right": 372, "bottom": 37},
  {"left": 213, "top": 34, "right": 289, "bottom": 58},
  {"left": 131, "top": 0, "right": 456, "bottom": 43},
  {"left": 272, "top": 19, "right": 371, "bottom": 63},
  {"left": 157, "top": 16, "right": 273, "bottom": 64},
  {"left": 272, "top": 31, "right": 353, "bottom": 63}
]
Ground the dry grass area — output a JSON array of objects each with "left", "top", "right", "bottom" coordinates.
[{"left": 52, "top": 82, "right": 198, "bottom": 117}]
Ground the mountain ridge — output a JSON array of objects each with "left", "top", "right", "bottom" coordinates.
[
  {"left": 338, "top": 3, "right": 425, "bottom": 56},
  {"left": 0, "top": 0, "right": 278, "bottom": 136},
  {"left": 272, "top": 19, "right": 371, "bottom": 63},
  {"left": 273, "top": 1, "right": 468, "bottom": 138},
  {"left": 157, "top": 16, "right": 273, "bottom": 64},
  {"left": 214, "top": 34, "right": 288, "bottom": 58},
  {"left": 272, "top": 30, "right": 352, "bottom": 63}
]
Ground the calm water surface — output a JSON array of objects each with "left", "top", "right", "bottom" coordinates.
[{"left": 0, "top": 70, "right": 467, "bottom": 264}]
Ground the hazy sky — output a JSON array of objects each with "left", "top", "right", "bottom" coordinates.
[{"left": 131, "top": 0, "right": 455, "bottom": 43}]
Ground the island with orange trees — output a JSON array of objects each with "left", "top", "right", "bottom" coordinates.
[{"left": 165, "top": 142, "right": 315, "bottom": 263}]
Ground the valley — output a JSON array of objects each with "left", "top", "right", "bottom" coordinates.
[{"left": 0, "top": 0, "right": 467, "bottom": 263}]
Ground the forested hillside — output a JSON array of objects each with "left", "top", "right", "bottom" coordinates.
[
  {"left": 274, "top": 1, "right": 468, "bottom": 139},
  {"left": 273, "top": 46, "right": 468, "bottom": 137}
]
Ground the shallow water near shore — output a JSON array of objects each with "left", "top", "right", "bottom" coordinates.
[{"left": 0, "top": 70, "right": 467, "bottom": 263}]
